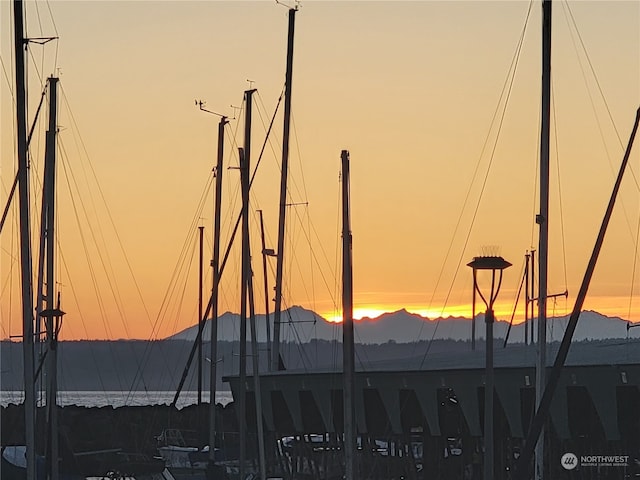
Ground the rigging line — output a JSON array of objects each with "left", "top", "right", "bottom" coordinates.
[
  {"left": 562, "top": 8, "right": 640, "bottom": 238},
  {"left": 44, "top": 0, "right": 59, "bottom": 70},
  {"left": 333, "top": 172, "right": 342, "bottom": 328},
  {"left": 59, "top": 152, "right": 119, "bottom": 340},
  {"left": 4, "top": 251, "right": 16, "bottom": 339},
  {"left": 202, "top": 90, "right": 284, "bottom": 298},
  {"left": 137, "top": 178, "right": 215, "bottom": 390},
  {"left": 58, "top": 83, "right": 156, "bottom": 328},
  {"left": 514, "top": 108, "right": 640, "bottom": 480},
  {"left": 437, "top": 0, "right": 530, "bottom": 313},
  {"left": 59, "top": 149, "right": 147, "bottom": 388},
  {"left": 57, "top": 249, "right": 116, "bottom": 394},
  {"left": 171, "top": 92, "right": 284, "bottom": 401},
  {"left": 256, "top": 90, "right": 307, "bottom": 204},
  {"left": 564, "top": 1, "right": 628, "bottom": 151},
  {"left": 132, "top": 232, "right": 200, "bottom": 396},
  {"left": 291, "top": 112, "right": 309, "bottom": 206},
  {"left": 562, "top": 1, "right": 639, "bottom": 192},
  {"left": 0, "top": 55, "right": 16, "bottom": 106},
  {"left": 282, "top": 214, "right": 312, "bottom": 307},
  {"left": 24, "top": 52, "right": 47, "bottom": 194},
  {"left": 173, "top": 233, "right": 200, "bottom": 339},
  {"left": 255, "top": 91, "right": 283, "bottom": 162},
  {"left": 530, "top": 107, "right": 541, "bottom": 250},
  {"left": 307, "top": 207, "right": 315, "bottom": 314},
  {"left": 561, "top": 5, "right": 640, "bottom": 250},
  {"left": 280, "top": 301, "right": 314, "bottom": 370},
  {"left": 551, "top": 82, "right": 569, "bottom": 293},
  {"left": 421, "top": 0, "right": 533, "bottom": 318},
  {"left": 288, "top": 210, "right": 338, "bottom": 312},
  {"left": 297, "top": 169, "right": 321, "bottom": 323},
  {"left": 415, "top": 0, "right": 534, "bottom": 359},
  {"left": 292, "top": 198, "right": 338, "bottom": 305},
  {"left": 626, "top": 193, "right": 640, "bottom": 322},
  {"left": 276, "top": 165, "right": 341, "bottom": 314},
  {"left": 26, "top": 43, "right": 47, "bottom": 92},
  {"left": 33, "top": 0, "right": 44, "bottom": 37},
  {"left": 503, "top": 256, "right": 527, "bottom": 348},
  {"left": 287, "top": 114, "right": 324, "bottom": 317},
  {"left": 250, "top": 89, "right": 283, "bottom": 187},
  {"left": 258, "top": 88, "right": 307, "bottom": 210},
  {"left": 32, "top": 0, "right": 46, "bottom": 93},
  {"left": 152, "top": 174, "right": 214, "bottom": 339},
  {"left": 58, "top": 139, "right": 132, "bottom": 338},
  {"left": 352, "top": 324, "right": 372, "bottom": 371},
  {"left": 0, "top": 86, "right": 47, "bottom": 235}
]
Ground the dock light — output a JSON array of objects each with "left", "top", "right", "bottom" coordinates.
[{"left": 467, "top": 254, "right": 511, "bottom": 480}]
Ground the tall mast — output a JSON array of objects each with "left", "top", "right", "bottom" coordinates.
[
  {"left": 239, "top": 146, "right": 248, "bottom": 480},
  {"left": 44, "top": 76, "right": 59, "bottom": 480},
  {"left": 247, "top": 219, "right": 266, "bottom": 480},
  {"left": 530, "top": 249, "right": 536, "bottom": 344},
  {"left": 257, "top": 210, "right": 273, "bottom": 365},
  {"left": 13, "top": 1, "right": 37, "bottom": 478},
  {"left": 198, "top": 225, "right": 204, "bottom": 406},
  {"left": 341, "top": 150, "right": 356, "bottom": 480},
  {"left": 524, "top": 252, "right": 529, "bottom": 345},
  {"left": 239, "top": 89, "right": 256, "bottom": 480},
  {"left": 535, "top": 1, "right": 552, "bottom": 479},
  {"left": 272, "top": 8, "right": 296, "bottom": 371},
  {"left": 208, "top": 115, "right": 227, "bottom": 468}
]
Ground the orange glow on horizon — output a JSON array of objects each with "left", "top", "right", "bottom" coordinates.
[
  {"left": 319, "top": 300, "right": 590, "bottom": 325},
  {"left": 322, "top": 305, "right": 478, "bottom": 324}
]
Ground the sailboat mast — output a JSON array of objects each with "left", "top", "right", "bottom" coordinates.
[
  {"left": 208, "top": 115, "right": 227, "bottom": 467},
  {"left": 535, "top": 0, "right": 552, "bottom": 478},
  {"left": 44, "top": 76, "right": 59, "bottom": 480},
  {"left": 239, "top": 88, "right": 255, "bottom": 480},
  {"left": 341, "top": 150, "right": 356, "bottom": 480},
  {"left": 198, "top": 226, "right": 204, "bottom": 406},
  {"left": 239, "top": 146, "right": 249, "bottom": 480},
  {"left": 13, "top": 1, "right": 37, "bottom": 478},
  {"left": 257, "top": 210, "right": 273, "bottom": 366},
  {"left": 272, "top": 8, "right": 296, "bottom": 372},
  {"left": 247, "top": 245, "right": 266, "bottom": 480},
  {"left": 524, "top": 252, "right": 529, "bottom": 345},
  {"left": 530, "top": 249, "right": 536, "bottom": 343}
]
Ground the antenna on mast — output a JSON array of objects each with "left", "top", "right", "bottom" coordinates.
[
  {"left": 275, "top": 0, "right": 300, "bottom": 10},
  {"left": 195, "top": 99, "right": 228, "bottom": 119}
]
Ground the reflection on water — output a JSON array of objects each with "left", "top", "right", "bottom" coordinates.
[{"left": 1, "top": 391, "right": 233, "bottom": 409}]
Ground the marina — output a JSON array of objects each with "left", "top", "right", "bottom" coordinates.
[{"left": 1, "top": 0, "right": 640, "bottom": 479}]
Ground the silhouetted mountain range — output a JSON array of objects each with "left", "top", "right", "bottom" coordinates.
[
  {"left": 2, "top": 308, "right": 638, "bottom": 392},
  {"left": 167, "top": 305, "right": 639, "bottom": 343},
  {"left": 0, "top": 307, "right": 640, "bottom": 391}
]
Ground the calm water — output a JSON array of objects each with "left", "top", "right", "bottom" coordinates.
[{"left": 1, "top": 390, "right": 233, "bottom": 409}]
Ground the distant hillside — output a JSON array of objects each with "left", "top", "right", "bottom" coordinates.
[
  {"left": 167, "top": 306, "right": 639, "bottom": 344},
  {"left": 2, "top": 308, "right": 637, "bottom": 393}
]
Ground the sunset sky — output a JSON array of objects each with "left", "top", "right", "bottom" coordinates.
[{"left": 1, "top": 0, "right": 639, "bottom": 341}]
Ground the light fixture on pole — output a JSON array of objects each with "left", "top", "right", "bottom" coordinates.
[{"left": 467, "top": 254, "right": 511, "bottom": 480}]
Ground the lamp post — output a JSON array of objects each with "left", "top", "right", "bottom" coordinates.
[{"left": 467, "top": 255, "right": 511, "bottom": 480}]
